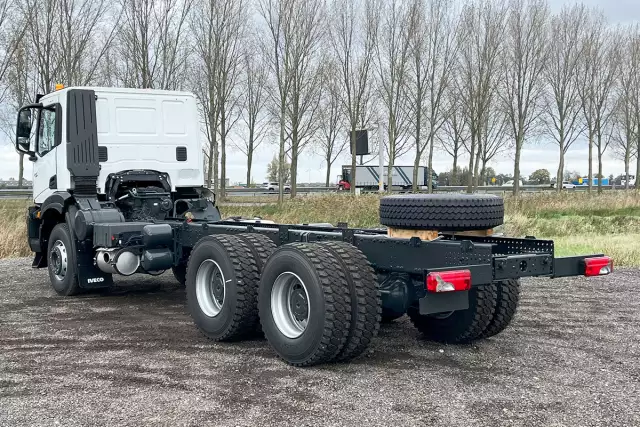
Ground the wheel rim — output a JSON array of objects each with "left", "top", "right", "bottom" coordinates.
[
  {"left": 195, "top": 259, "right": 226, "bottom": 317},
  {"left": 271, "top": 272, "right": 310, "bottom": 339},
  {"left": 50, "top": 240, "right": 68, "bottom": 281}
]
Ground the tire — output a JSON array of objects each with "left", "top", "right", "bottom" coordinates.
[
  {"left": 47, "top": 223, "right": 81, "bottom": 296},
  {"left": 379, "top": 194, "right": 504, "bottom": 231},
  {"left": 258, "top": 243, "right": 351, "bottom": 366},
  {"left": 317, "top": 241, "right": 381, "bottom": 361},
  {"left": 481, "top": 279, "right": 520, "bottom": 338},
  {"left": 235, "top": 233, "right": 277, "bottom": 273},
  {"left": 186, "top": 235, "right": 260, "bottom": 341},
  {"left": 172, "top": 264, "right": 186, "bottom": 287},
  {"left": 408, "top": 284, "right": 497, "bottom": 343}
]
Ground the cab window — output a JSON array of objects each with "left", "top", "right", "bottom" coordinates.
[{"left": 38, "top": 107, "right": 57, "bottom": 156}]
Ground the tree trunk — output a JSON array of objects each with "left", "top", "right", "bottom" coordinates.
[
  {"left": 466, "top": 135, "right": 475, "bottom": 194},
  {"left": 413, "top": 149, "right": 420, "bottom": 193},
  {"left": 587, "top": 129, "right": 593, "bottom": 194},
  {"left": 513, "top": 133, "right": 523, "bottom": 197},
  {"left": 290, "top": 123, "right": 298, "bottom": 198},
  {"left": 290, "top": 148, "right": 298, "bottom": 199},
  {"left": 624, "top": 135, "right": 630, "bottom": 190},
  {"left": 473, "top": 136, "right": 481, "bottom": 189},
  {"left": 597, "top": 131, "right": 603, "bottom": 195},
  {"left": 325, "top": 154, "right": 331, "bottom": 187},
  {"left": 220, "top": 112, "right": 227, "bottom": 199},
  {"left": 18, "top": 153, "right": 24, "bottom": 189},
  {"left": 246, "top": 150, "right": 253, "bottom": 187},
  {"left": 246, "top": 128, "right": 254, "bottom": 187},
  {"left": 278, "top": 105, "right": 286, "bottom": 204},
  {"left": 556, "top": 149, "right": 564, "bottom": 194},
  {"left": 427, "top": 134, "right": 435, "bottom": 193},
  {"left": 452, "top": 153, "right": 458, "bottom": 186}
]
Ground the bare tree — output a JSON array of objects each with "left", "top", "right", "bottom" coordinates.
[
  {"left": 407, "top": 0, "right": 458, "bottom": 193},
  {"left": 20, "top": 0, "right": 59, "bottom": 92},
  {"left": 57, "top": 0, "right": 120, "bottom": 86},
  {"left": 502, "top": 0, "right": 549, "bottom": 196},
  {"left": 235, "top": 47, "right": 269, "bottom": 187},
  {"left": 577, "top": 11, "right": 620, "bottom": 194},
  {"left": 190, "top": 0, "right": 245, "bottom": 197},
  {"left": 479, "top": 97, "right": 510, "bottom": 184},
  {"left": 376, "top": 0, "right": 413, "bottom": 190},
  {"left": 285, "top": 0, "right": 324, "bottom": 198},
  {"left": 457, "top": 0, "right": 507, "bottom": 192},
  {"left": 259, "top": 0, "right": 295, "bottom": 203},
  {"left": 544, "top": 4, "right": 588, "bottom": 193},
  {"left": 329, "top": 0, "right": 379, "bottom": 194},
  {"left": 1, "top": 31, "right": 32, "bottom": 187},
  {"left": 614, "top": 25, "right": 640, "bottom": 189},
  {"left": 213, "top": 0, "right": 246, "bottom": 198},
  {"left": 439, "top": 89, "right": 469, "bottom": 186},
  {"left": 316, "top": 62, "right": 348, "bottom": 187},
  {"left": 118, "top": 0, "right": 192, "bottom": 90}
]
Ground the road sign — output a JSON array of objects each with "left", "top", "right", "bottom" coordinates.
[
  {"left": 578, "top": 177, "right": 583, "bottom": 184},
  {"left": 491, "top": 177, "right": 496, "bottom": 184}
]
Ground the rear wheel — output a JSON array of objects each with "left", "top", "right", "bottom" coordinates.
[
  {"left": 408, "top": 284, "right": 497, "bottom": 343},
  {"left": 186, "top": 235, "right": 260, "bottom": 341},
  {"left": 317, "top": 241, "right": 381, "bottom": 361},
  {"left": 47, "top": 223, "right": 81, "bottom": 296},
  {"left": 258, "top": 243, "right": 351, "bottom": 366},
  {"left": 481, "top": 279, "right": 520, "bottom": 338}
]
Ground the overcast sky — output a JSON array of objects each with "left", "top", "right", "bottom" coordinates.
[{"left": 1, "top": 0, "right": 639, "bottom": 185}]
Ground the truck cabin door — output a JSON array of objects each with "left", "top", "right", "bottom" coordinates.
[{"left": 32, "top": 97, "right": 61, "bottom": 203}]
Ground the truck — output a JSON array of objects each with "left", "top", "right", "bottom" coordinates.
[
  {"left": 337, "top": 165, "right": 438, "bottom": 191},
  {"left": 14, "top": 86, "right": 613, "bottom": 367}
]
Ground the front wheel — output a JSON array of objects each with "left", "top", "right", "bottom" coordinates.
[{"left": 47, "top": 223, "right": 81, "bottom": 296}]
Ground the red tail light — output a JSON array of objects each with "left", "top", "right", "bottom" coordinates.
[
  {"left": 584, "top": 256, "right": 613, "bottom": 277},
  {"left": 426, "top": 270, "right": 471, "bottom": 293}
]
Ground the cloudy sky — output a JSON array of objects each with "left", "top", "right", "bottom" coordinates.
[{"left": 1, "top": 0, "right": 639, "bottom": 185}]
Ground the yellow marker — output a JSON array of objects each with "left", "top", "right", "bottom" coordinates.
[{"left": 55, "top": 84, "right": 64, "bottom": 91}]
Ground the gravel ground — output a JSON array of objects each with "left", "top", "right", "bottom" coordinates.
[{"left": 0, "top": 257, "right": 638, "bottom": 427}]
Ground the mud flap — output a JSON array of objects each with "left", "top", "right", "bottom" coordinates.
[{"left": 65, "top": 208, "right": 113, "bottom": 289}]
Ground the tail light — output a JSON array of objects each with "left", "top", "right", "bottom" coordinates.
[
  {"left": 426, "top": 270, "right": 471, "bottom": 293},
  {"left": 584, "top": 256, "right": 613, "bottom": 277}
]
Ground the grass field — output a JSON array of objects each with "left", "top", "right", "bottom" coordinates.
[{"left": 2, "top": 191, "right": 638, "bottom": 265}]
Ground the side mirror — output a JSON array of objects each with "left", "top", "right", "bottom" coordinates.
[{"left": 15, "top": 104, "right": 41, "bottom": 156}]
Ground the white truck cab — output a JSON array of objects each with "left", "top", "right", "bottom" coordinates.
[
  {"left": 14, "top": 86, "right": 220, "bottom": 293},
  {"left": 25, "top": 87, "right": 205, "bottom": 203}
]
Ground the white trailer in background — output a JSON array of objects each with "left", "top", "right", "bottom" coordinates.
[{"left": 338, "top": 165, "right": 438, "bottom": 191}]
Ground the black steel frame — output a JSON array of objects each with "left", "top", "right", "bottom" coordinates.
[{"left": 161, "top": 219, "right": 592, "bottom": 283}]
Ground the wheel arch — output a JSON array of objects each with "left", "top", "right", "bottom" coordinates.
[{"left": 38, "top": 192, "right": 76, "bottom": 266}]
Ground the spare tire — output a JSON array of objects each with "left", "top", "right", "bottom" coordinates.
[{"left": 379, "top": 194, "right": 504, "bottom": 231}]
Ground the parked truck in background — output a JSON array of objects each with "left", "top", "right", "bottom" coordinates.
[
  {"left": 13, "top": 86, "right": 613, "bottom": 367},
  {"left": 337, "top": 165, "right": 438, "bottom": 191}
]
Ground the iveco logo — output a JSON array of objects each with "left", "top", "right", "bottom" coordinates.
[{"left": 87, "top": 277, "right": 105, "bottom": 283}]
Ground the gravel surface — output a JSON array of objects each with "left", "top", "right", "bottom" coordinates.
[{"left": 0, "top": 257, "right": 638, "bottom": 427}]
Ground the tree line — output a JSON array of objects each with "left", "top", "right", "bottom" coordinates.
[{"left": 0, "top": 0, "right": 637, "bottom": 200}]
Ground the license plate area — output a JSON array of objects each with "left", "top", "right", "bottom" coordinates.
[{"left": 493, "top": 254, "right": 553, "bottom": 280}]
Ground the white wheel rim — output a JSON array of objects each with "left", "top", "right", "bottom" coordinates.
[
  {"left": 195, "top": 259, "right": 226, "bottom": 317},
  {"left": 271, "top": 272, "right": 310, "bottom": 339}
]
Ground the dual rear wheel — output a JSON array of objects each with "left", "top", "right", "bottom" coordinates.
[{"left": 185, "top": 235, "right": 381, "bottom": 366}]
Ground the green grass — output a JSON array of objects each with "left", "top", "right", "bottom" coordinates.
[
  {"left": 219, "top": 191, "right": 640, "bottom": 266},
  {"left": 2, "top": 191, "right": 639, "bottom": 266}
]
